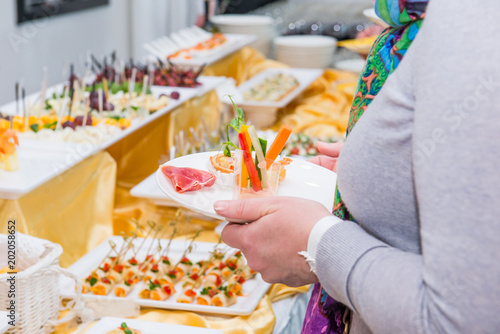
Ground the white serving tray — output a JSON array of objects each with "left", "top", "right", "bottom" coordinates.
[
  {"left": 65, "top": 237, "right": 270, "bottom": 316},
  {"left": 0, "top": 76, "right": 226, "bottom": 200},
  {"left": 0, "top": 139, "right": 96, "bottom": 200},
  {"left": 87, "top": 317, "right": 223, "bottom": 334},
  {"left": 222, "top": 68, "right": 323, "bottom": 109},
  {"left": 146, "top": 33, "right": 256, "bottom": 67}
]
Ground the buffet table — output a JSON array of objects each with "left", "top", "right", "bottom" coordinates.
[{"left": 0, "top": 46, "right": 360, "bottom": 334}]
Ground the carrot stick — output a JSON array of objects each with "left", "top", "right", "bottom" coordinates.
[
  {"left": 238, "top": 132, "right": 262, "bottom": 192},
  {"left": 265, "top": 124, "right": 292, "bottom": 169}
]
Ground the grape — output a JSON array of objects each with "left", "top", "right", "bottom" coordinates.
[
  {"left": 62, "top": 121, "right": 76, "bottom": 130},
  {"left": 74, "top": 115, "right": 93, "bottom": 126}
]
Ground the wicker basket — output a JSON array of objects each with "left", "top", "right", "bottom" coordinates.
[{"left": 0, "top": 233, "right": 81, "bottom": 334}]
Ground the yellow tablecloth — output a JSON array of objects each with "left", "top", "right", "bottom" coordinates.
[{"left": 0, "top": 151, "right": 116, "bottom": 267}]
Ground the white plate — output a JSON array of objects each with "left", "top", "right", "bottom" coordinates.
[
  {"left": 363, "top": 8, "right": 389, "bottom": 28},
  {"left": 130, "top": 173, "right": 220, "bottom": 222},
  {"left": 66, "top": 237, "right": 270, "bottom": 316},
  {"left": 156, "top": 152, "right": 337, "bottom": 220},
  {"left": 274, "top": 35, "right": 337, "bottom": 48},
  {"left": 222, "top": 68, "right": 323, "bottom": 109},
  {"left": 210, "top": 15, "right": 274, "bottom": 27},
  {"left": 165, "top": 34, "right": 257, "bottom": 67},
  {"left": 88, "top": 317, "right": 223, "bottom": 334},
  {"left": 0, "top": 312, "right": 9, "bottom": 334}
]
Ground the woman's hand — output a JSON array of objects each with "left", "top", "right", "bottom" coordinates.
[
  {"left": 308, "top": 142, "right": 343, "bottom": 172},
  {"left": 214, "top": 197, "right": 332, "bottom": 287}
]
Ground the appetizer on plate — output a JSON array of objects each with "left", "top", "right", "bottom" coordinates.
[
  {"left": 161, "top": 166, "right": 216, "bottom": 193},
  {"left": 0, "top": 128, "right": 19, "bottom": 171},
  {"left": 107, "top": 322, "right": 141, "bottom": 334},
  {"left": 242, "top": 73, "right": 299, "bottom": 102},
  {"left": 80, "top": 222, "right": 257, "bottom": 308},
  {"left": 168, "top": 33, "right": 228, "bottom": 61}
]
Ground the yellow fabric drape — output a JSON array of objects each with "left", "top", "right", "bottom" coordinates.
[
  {"left": 0, "top": 151, "right": 116, "bottom": 267},
  {"left": 274, "top": 69, "right": 359, "bottom": 138}
]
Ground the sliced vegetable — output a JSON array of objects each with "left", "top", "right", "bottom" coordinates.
[
  {"left": 239, "top": 125, "right": 251, "bottom": 188},
  {"left": 238, "top": 132, "right": 262, "bottom": 192},
  {"left": 247, "top": 126, "right": 269, "bottom": 189},
  {"left": 266, "top": 124, "right": 292, "bottom": 169}
]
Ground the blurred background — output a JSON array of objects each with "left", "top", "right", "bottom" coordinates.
[{"left": 0, "top": 0, "right": 373, "bottom": 104}]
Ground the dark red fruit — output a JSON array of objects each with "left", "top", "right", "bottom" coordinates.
[
  {"left": 170, "top": 91, "right": 180, "bottom": 100},
  {"left": 62, "top": 121, "right": 76, "bottom": 130},
  {"left": 74, "top": 115, "right": 93, "bottom": 126}
]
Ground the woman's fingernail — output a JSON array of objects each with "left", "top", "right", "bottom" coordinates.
[{"left": 214, "top": 201, "right": 229, "bottom": 212}]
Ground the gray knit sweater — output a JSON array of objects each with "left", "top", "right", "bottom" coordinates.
[{"left": 316, "top": 1, "right": 500, "bottom": 333}]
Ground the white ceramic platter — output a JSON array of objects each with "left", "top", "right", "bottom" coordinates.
[
  {"left": 66, "top": 237, "right": 270, "bottom": 316},
  {"left": 87, "top": 317, "right": 223, "bottom": 334},
  {"left": 156, "top": 152, "right": 337, "bottom": 220},
  {"left": 221, "top": 68, "right": 323, "bottom": 109}
]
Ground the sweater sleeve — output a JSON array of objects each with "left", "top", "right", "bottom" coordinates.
[{"left": 315, "top": 0, "right": 500, "bottom": 333}]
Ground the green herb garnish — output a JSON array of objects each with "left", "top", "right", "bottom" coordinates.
[
  {"left": 43, "top": 121, "right": 58, "bottom": 129},
  {"left": 89, "top": 277, "right": 97, "bottom": 287},
  {"left": 220, "top": 95, "right": 245, "bottom": 157},
  {"left": 148, "top": 279, "right": 160, "bottom": 291}
]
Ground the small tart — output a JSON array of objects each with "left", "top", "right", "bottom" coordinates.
[
  {"left": 209, "top": 153, "right": 235, "bottom": 174},
  {"left": 208, "top": 153, "right": 235, "bottom": 187}
]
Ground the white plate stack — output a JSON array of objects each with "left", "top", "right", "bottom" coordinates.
[
  {"left": 274, "top": 35, "right": 338, "bottom": 69},
  {"left": 210, "top": 15, "right": 275, "bottom": 57}
]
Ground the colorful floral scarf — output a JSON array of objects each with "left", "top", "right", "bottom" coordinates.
[{"left": 301, "top": 1, "right": 428, "bottom": 333}]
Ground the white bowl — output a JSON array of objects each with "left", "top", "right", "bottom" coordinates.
[
  {"left": 211, "top": 15, "right": 274, "bottom": 26},
  {"left": 274, "top": 35, "right": 337, "bottom": 48}
]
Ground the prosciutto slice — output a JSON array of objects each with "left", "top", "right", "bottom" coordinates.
[{"left": 161, "top": 166, "right": 216, "bottom": 193}]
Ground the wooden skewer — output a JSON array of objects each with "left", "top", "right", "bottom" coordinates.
[
  {"left": 98, "top": 88, "right": 103, "bottom": 113},
  {"left": 103, "top": 78, "right": 109, "bottom": 101},
  {"left": 11, "top": 83, "right": 19, "bottom": 130},
  {"left": 142, "top": 225, "right": 164, "bottom": 260},
  {"left": 160, "top": 225, "right": 178, "bottom": 259},
  {"left": 134, "top": 224, "right": 155, "bottom": 255},
  {"left": 129, "top": 67, "right": 137, "bottom": 98},
  {"left": 172, "top": 229, "right": 202, "bottom": 269},
  {"left": 142, "top": 74, "right": 149, "bottom": 113},
  {"left": 93, "top": 244, "right": 115, "bottom": 271},
  {"left": 22, "top": 87, "right": 27, "bottom": 133},
  {"left": 41, "top": 66, "right": 48, "bottom": 104},
  {"left": 56, "top": 86, "right": 69, "bottom": 131}
]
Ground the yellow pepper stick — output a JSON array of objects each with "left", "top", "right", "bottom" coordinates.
[
  {"left": 239, "top": 125, "right": 252, "bottom": 188},
  {"left": 265, "top": 124, "right": 292, "bottom": 169}
]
